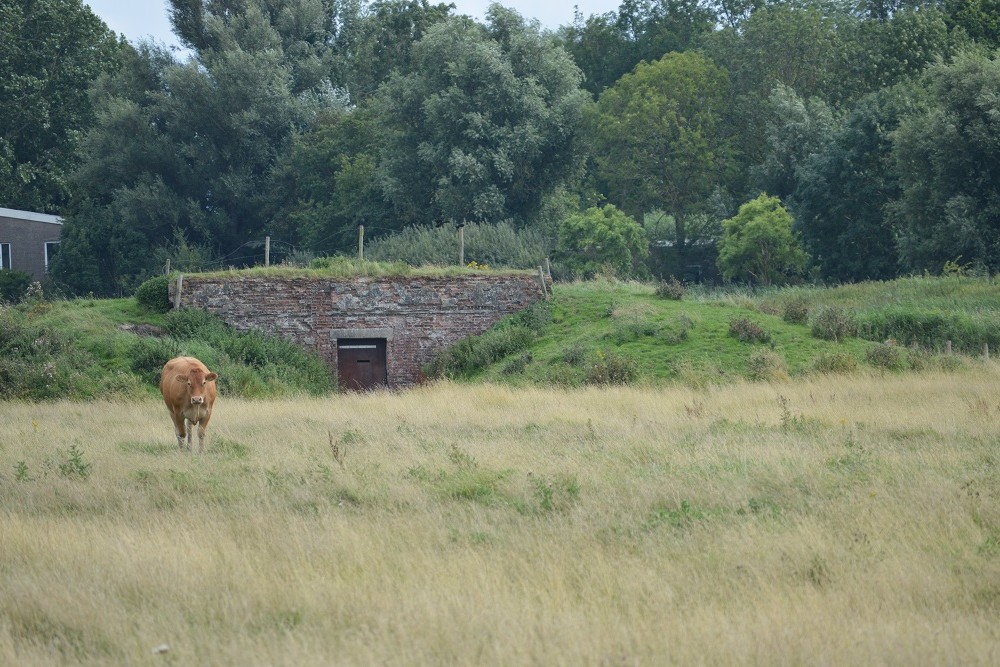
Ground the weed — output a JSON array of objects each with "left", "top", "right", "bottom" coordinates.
[
  {"left": 812, "top": 351, "right": 859, "bottom": 374},
  {"left": 866, "top": 343, "right": 903, "bottom": 370},
  {"left": 647, "top": 499, "right": 704, "bottom": 531},
  {"left": 747, "top": 349, "right": 788, "bottom": 382},
  {"left": 782, "top": 297, "right": 810, "bottom": 324},
  {"left": 562, "top": 344, "right": 587, "bottom": 367},
  {"left": 57, "top": 445, "right": 91, "bottom": 479},
  {"left": 503, "top": 352, "right": 533, "bottom": 375},
  {"left": 810, "top": 306, "right": 857, "bottom": 342},
  {"left": 14, "top": 460, "right": 32, "bottom": 482},
  {"left": 586, "top": 349, "right": 639, "bottom": 385},
  {"left": 531, "top": 473, "right": 580, "bottom": 512},
  {"left": 729, "top": 317, "right": 771, "bottom": 344},
  {"left": 655, "top": 276, "right": 686, "bottom": 300}
]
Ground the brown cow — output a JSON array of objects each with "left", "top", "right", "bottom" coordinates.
[{"left": 160, "top": 356, "right": 218, "bottom": 453}]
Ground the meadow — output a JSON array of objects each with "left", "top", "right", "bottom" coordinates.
[{"left": 2, "top": 369, "right": 999, "bottom": 665}]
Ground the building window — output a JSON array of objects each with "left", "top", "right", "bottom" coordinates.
[
  {"left": 44, "top": 241, "right": 59, "bottom": 271},
  {"left": 0, "top": 243, "right": 10, "bottom": 270}
]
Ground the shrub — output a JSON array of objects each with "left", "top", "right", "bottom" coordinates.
[
  {"left": 655, "top": 276, "right": 686, "bottom": 300},
  {"left": 130, "top": 337, "right": 182, "bottom": 387},
  {"left": 782, "top": 297, "right": 810, "bottom": 324},
  {"left": 746, "top": 349, "right": 788, "bottom": 381},
  {"left": 866, "top": 342, "right": 903, "bottom": 370},
  {"left": 134, "top": 275, "right": 172, "bottom": 313},
  {"left": 586, "top": 349, "right": 639, "bottom": 385},
  {"left": 164, "top": 309, "right": 229, "bottom": 341},
  {"left": 561, "top": 343, "right": 587, "bottom": 366},
  {"left": 0, "top": 269, "right": 32, "bottom": 303},
  {"left": 427, "top": 325, "right": 536, "bottom": 378},
  {"left": 729, "top": 317, "right": 771, "bottom": 343},
  {"left": 812, "top": 351, "right": 859, "bottom": 374},
  {"left": 810, "top": 306, "right": 857, "bottom": 342}
]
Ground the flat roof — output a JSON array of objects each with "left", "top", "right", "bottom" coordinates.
[{"left": 0, "top": 207, "right": 63, "bottom": 225}]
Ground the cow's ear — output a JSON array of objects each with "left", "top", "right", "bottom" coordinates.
[{"left": 206, "top": 373, "right": 218, "bottom": 382}]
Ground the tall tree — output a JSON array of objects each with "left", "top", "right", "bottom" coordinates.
[
  {"left": 335, "top": 0, "right": 455, "bottom": 102},
  {"left": 750, "top": 84, "right": 838, "bottom": 201},
  {"left": 585, "top": 50, "right": 729, "bottom": 249},
  {"left": 375, "top": 7, "right": 589, "bottom": 227},
  {"left": 890, "top": 51, "right": 1000, "bottom": 273},
  {"left": 52, "top": 1, "right": 347, "bottom": 295},
  {"left": 558, "top": 0, "right": 716, "bottom": 97},
  {"left": 793, "top": 84, "right": 919, "bottom": 282},
  {"left": 0, "top": 0, "right": 122, "bottom": 213}
]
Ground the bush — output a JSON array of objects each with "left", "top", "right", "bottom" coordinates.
[
  {"left": 586, "top": 349, "right": 639, "bottom": 385},
  {"left": 130, "top": 337, "right": 182, "bottom": 387},
  {"left": 866, "top": 342, "right": 903, "bottom": 370},
  {"left": 782, "top": 297, "right": 809, "bottom": 324},
  {"left": 0, "top": 269, "right": 32, "bottom": 303},
  {"left": 810, "top": 306, "right": 857, "bottom": 342},
  {"left": 812, "top": 351, "right": 859, "bottom": 374},
  {"left": 855, "top": 308, "right": 1000, "bottom": 353},
  {"left": 164, "top": 309, "right": 230, "bottom": 341},
  {"left": 746, "top": 349, "right": 788, "bottom": 382},
  {"left": 729, "top": 317, "right": 771, "bottom": 343},
  {"left": 655, "top": 277, "right": 686, "bottom": 300},
  {"left": 134, "top": 275, "right": 172, "bottom": 313}
]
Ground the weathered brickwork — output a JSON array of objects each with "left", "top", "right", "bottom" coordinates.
[{"left": 169, "top": 273, "right": 547, "bottom": 387}]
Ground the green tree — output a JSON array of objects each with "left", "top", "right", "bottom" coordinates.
[
  {"left": 889, "top": 50, "right": 1000, "bottom": 273},
  {"left": 558, "top": 0, "right": 716, "bottom": 97},
  {"left": 335, "top": 0, "right": 455, "bottom": 102},
  {"left": 0, "top": 0, "right": 122, "bottom": 212},
  {"left": 52, "top": 1, "right": 348, "bottom": 295},
  {"left": 585, "top": 50, "right": 729, "bottom": 245},
  {"left": 750, "top": 84, "right": 838, "bottom": 201},
  {"left": 555, "top": 204, "right": 649, "bottom": 278},
  {"left": 375, "top": 7, "right": 589, "bottom": 227},
  {"left": 944, "top": 0, "right": 1000, "bottom": 49},
  {"left": 717, "top": 194, "right": 808, "bottom": 285},
  {"left": 794, "top": 84, "right": 918, "bottom": 282}
]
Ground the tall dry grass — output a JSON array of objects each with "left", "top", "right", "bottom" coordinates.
[{"left": 1, "top": 369, "right": 999, "bottom": 665}]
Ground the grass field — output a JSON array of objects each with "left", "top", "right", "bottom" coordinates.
[{"left": 2, "top": 369, "right": 999, "bottom": 665}]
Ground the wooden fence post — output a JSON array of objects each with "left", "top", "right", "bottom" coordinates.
[
  {"left": 358, "top": 224, "right": 365, "bottom": 260},
  {"left": 538, "top": 266, "right": 549, "bottom": 299},
  {"left": 264, "top": 236, "right": 271, "bottom": 267},
  {"left": 945, "top": 340, "right": 952, "bottom": 356},
  {"left": 174, "top": 274, "right": 183, "bottom": 310}
]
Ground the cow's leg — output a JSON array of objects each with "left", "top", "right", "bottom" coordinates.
[
  {"left": 185, "top": 419, "right": 193, "bottom": 451},
  {"left": 171, "top": 411, "right": 187, "bottom": 450},
  {"left": 197, "top": 410, "right": 212, "bottom": 454}
]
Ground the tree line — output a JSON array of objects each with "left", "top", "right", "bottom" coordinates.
[{"left": 3, "top": 0, "right": 999, "bottom": 295}]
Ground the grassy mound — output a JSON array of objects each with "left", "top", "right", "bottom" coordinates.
[
  {"left": 428, "top": 276, "right": 998, "bottom": 386},
  {"left": 0, "top": 296, "right": 335, "bottom": 401}
]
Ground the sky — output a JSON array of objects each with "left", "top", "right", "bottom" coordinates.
[{"left": 84, "top": 1, "right": 621, "bottom": 51}]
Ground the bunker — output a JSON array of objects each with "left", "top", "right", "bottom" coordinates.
[{"left": 169, "top": 272, "right": 548, "bottom": 390}]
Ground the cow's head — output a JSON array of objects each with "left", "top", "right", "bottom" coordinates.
[{"left": 177, "top": 368, "right": 218, "bottom": 404}]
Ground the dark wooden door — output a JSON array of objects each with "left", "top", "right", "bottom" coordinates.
[{"left": 337, "top": 339, "right": 387, "bottom": 391}]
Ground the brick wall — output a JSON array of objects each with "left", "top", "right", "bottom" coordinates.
[{"left": 169, "top": 273, "right": 547, "bottom": 387}]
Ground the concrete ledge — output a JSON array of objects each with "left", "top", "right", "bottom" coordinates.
[{"left": 330, "top": 328, "right": 394, "bottom": 341}]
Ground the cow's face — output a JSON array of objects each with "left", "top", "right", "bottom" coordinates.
[{"left": 177, "top": 369, "right": 218, "bottom": 404}]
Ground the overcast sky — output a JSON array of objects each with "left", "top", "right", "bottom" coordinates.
[{"left": 84, "top": 1, "right": 621, "bottom": 51}]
